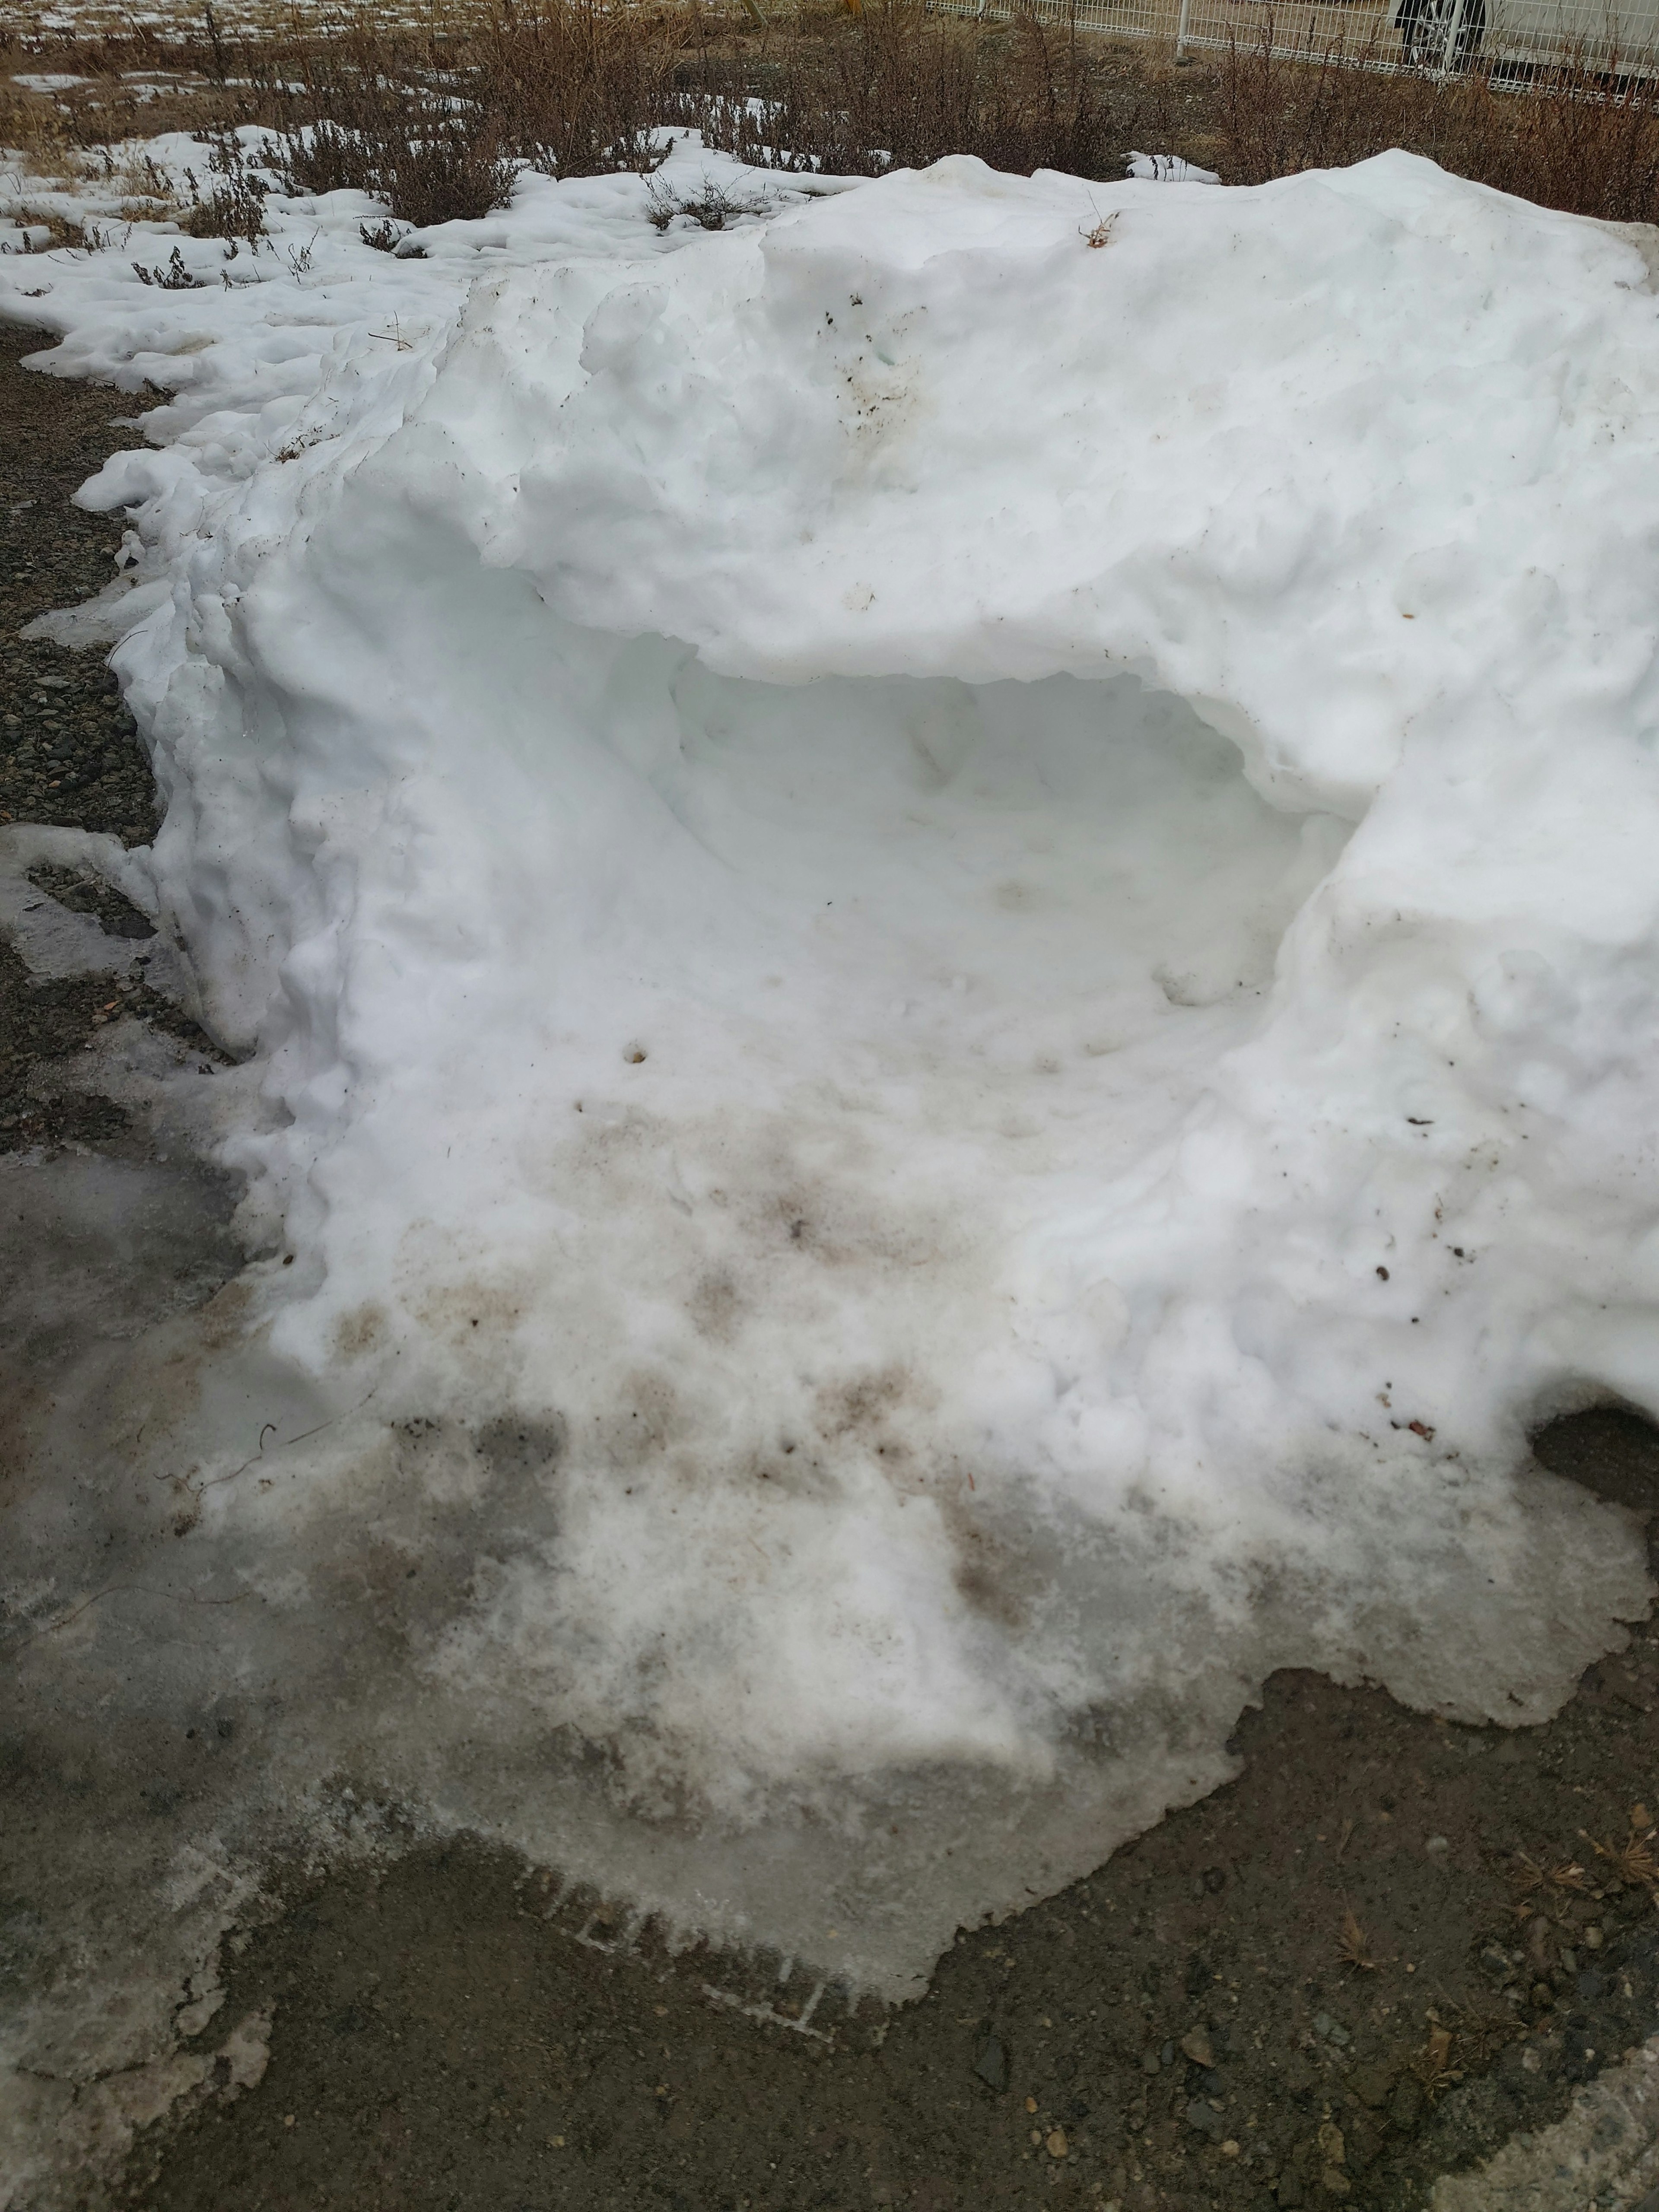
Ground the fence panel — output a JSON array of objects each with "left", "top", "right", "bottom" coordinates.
[{"left": 971, "top": 0, "right": 1659, "bottom": 79}]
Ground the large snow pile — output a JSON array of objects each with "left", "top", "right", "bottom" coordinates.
[{"left": 6, "top": 133, "right": 1659, "bottom": 2035}]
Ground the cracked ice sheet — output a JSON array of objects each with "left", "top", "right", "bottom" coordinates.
[{"left": 3, "top": 137, "right": 1658, "bottom": 2167}]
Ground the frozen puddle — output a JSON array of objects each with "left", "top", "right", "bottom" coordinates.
[{"left": 7, "top": 138, "right": 1659, "bottom": 2191}]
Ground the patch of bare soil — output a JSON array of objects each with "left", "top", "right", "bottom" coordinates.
[
  {"left": 102, "top": 1604, "right": 1659, "bottom": 2212},
  {"left": 0, "top": 324, "right": 225, "bottom": 1153},
  {"left": 5, "top": 316, "right": 1659, "bottom": 2212},
  {"left": 0, "top": 326, "right": 158, "bottom": 847}
]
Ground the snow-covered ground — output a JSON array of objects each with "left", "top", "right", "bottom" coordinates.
[{"left": 6, "top": 121, "right": 1659, "bottom": 2197}]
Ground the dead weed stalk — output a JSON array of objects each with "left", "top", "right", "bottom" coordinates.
[
  {"left": 1337, "top": 1905, "right": 1379, "bottom": 1972},
  {"left": 1410, "top": 2020, "right": 1461, "bottom": 2101},
  {"left": 1583, "top": 1813, "right": 1659, "bottom": 1894}
]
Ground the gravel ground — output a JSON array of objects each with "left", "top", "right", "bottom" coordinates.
[
  {"left": 0, "top": 331, "right": 156, "bottom": 849},
  {"left": 6, "top": 319, "right": 1659, "bottom": 2212},
  {"left": 108, "top": 1626, "right": 1659, "bottom": 2212},
  {"left": 0, "top": 324, "right": 224, "bottom": 1154}
]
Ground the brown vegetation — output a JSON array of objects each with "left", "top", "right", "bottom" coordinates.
[
  {"left": 4, "top": 1, "right": 1659, "bottom": 230},
  {"left": 1220, "top": 18, "right": 1659, "bottom": 223}
]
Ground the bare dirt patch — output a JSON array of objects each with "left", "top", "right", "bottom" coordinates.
[{"left": 111, "top": 1611, "right": 1659, "bottom": 2212}]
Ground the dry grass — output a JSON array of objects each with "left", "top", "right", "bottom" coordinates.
[
  {"left": 7, "top": 1, "right": 1659, "bottom": 229},
  {"left": 1219, "top": 17, "right": 1659, "bottom": 224},
  {"left": 0, "top": 22, "right": 235, "bottom": 169},
  {"left": 677, "top": 2, "right": 1164, "bottom": 179},
  {"left": 1410, "top": 2019, "right": 1461, "bottom": 2100},
  {"left": 1422, "top": 1997, "right": 1522, "bottom": 2079},
  {"left": 4, "top": 2, "right": 1198, "bottom": 224},
  {"left": 233, "top": 1, "right": 1188, "bottom": 220},
  {"left": 1336, "top": 1904, "right": 1379, "bottom": 1971},
  {"left": 1583, "top": 1815, "right": 1659, "bottom": 1893},
  {"left": 0, "top": 72, "right": 77, "bottom": 179},
  {"left": 1508, "top": 1849, "right": 1593, "bottom": 1910}
]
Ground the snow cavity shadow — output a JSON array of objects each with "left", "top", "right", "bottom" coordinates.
[
  {"left": 1532, "top": 1406, "right": 1659, "bottom": 1522},
  {"left": 620, "top": 649, "right": 1349, "bottom": 1062}
]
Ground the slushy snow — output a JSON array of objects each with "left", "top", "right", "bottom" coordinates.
[{"left": 4, "top": 132, "right": 1659, "bottom": 2070}]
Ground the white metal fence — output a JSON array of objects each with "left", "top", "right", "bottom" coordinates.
[{"left": 982, "top": 0, "right": 1659, "bottom": 77}]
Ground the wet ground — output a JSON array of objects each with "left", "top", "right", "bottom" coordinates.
[{"left": 6, "top": 319, "right": 1659, "bottom": 2212}]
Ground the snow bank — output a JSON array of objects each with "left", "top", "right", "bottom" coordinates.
[{"left": 6, "top": 140, "right": 1659, "bottom": 2003}]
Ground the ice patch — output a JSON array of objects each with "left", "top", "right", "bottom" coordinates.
[
  {"left": 21, "top": 572, "right": 172, "bottom": 649},
  {"left": 0, "top": 823, "right": 160, "bottom": 979}
]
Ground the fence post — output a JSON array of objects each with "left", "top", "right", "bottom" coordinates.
[
  {"left": 1175, "top": 0, "right": 1192, "bottom": 57},
  {"left": 1435, "top": 0, "right": 1470, "bottom": 77}
]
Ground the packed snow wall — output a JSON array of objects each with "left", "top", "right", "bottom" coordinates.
[{"left": 8, "top": 148, "right": 1659, "bottom": 2119}]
